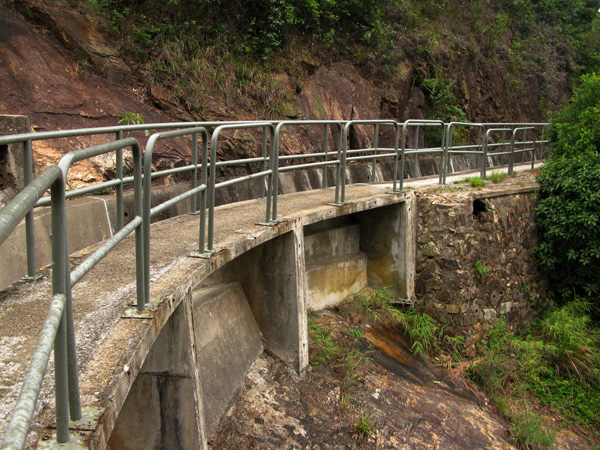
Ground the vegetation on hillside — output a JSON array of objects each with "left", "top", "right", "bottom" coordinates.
[
  {"left": 327, "top": 286, "right": 600, "bottom": 448},
  {"left": 86, "top": 0, "right": 600, "bottom": 120},
  {"left": 536, "top": 73, "right": 600, "bottom": 305}
]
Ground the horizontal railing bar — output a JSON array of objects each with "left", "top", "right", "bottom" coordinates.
[
  {"left": 0, "top": 121, "right": 250, "bottom": 146},
  {"left": 215, "top": 157, "right": 267, "bottom": 167},
  {"left": 278, "top": 160, "right": 340, "bottom": 173},
  {"left": 404, "top": 147, "right": 445, "bottom": 155},
  {"left": 150, "top": 164, "right": 199, "bottom": 179},
  {"left": 448, "top": 149, "right": 485, "bottom": 155},
  {"left": 514, "top": 148, "right": 535, "bottom": 153},
  {"left": 214, "top": 169, "right": 272, "bottom": 190},
  {"left": 346, "top": 152, "right": 397, "bottom": 163},
  {"left": 280, "top": 152, "right": 331, "bottom": 161}
]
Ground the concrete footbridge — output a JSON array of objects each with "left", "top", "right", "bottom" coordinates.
[{"left": 0, "top": 119, "right": 548, "bottom": 449}]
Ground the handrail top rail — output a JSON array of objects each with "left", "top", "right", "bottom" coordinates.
[{"left": 0, "top": 120, "right": 550, "bottom": 146}]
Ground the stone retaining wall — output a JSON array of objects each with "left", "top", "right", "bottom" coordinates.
[{"left": 415, "top": 182, "right": 548, "bottom": 342}]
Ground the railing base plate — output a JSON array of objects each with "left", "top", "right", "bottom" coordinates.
[
  {"left": 23, "top": 273, "right": 43, "bottom": 282},
  {"left": 123, "top": 298, "right": 162, "bottom": 318}
]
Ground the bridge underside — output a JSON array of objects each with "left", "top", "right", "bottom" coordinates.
[{"left": 0, "top": 182, "right": 416, "bottom": 449}]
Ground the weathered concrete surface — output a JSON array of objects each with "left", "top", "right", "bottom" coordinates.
[
  {"left": 0, "top": 178, "right": 414, "bottom": 448},
  {"left": 304, "top": 222, "right": 361, "bottom": 265},
  {"left": 0, "top": 163, "right": 542, "bottom": 449},
  {"left": 305, "top": 221, "right": 368, "bottom": 309},
  {"left": 306, "top": 253, "right": 368, "bottom": 310},
  {"left": 356, "top": 198, "right": 417, "bottom": 301},
  {"left": 191, "top": 282, "right": 263, "bottom": 438},
  {"left": 109, "top": 300, "right": 204, "bottom": 450}
]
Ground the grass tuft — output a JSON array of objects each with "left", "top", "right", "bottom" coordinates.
[
  {"left": 465, "top": 176, "right": 487, "bottom": 188},
  {"left": 353, "top": 412, "right": 374, "bottom": 439}
]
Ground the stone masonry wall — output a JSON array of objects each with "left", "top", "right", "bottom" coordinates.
[{"left": 415, "top": 180, "right": 548, "bottom": 343}]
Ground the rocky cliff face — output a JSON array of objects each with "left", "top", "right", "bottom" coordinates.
[{"left": 0, "top": 0, "right": 571, "bottom": 188}]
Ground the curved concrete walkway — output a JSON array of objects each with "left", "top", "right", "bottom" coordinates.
[{"left": 0, "top": 162, "right": 542, "bottom": 449}]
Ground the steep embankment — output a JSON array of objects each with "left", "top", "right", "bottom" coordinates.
[{"left": 0, "top": 0, "right": 585, "bottom": 187}]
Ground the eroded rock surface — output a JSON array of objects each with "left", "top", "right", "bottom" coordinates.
[{"left": 212, "top": 310, "right": 516, "bottom": 450}]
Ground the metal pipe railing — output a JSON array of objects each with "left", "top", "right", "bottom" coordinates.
[
  {"left": 0, "top": 119, "right": 549, "bottom": 449},
  {"left": 342, "top": 120, "right": 398, "bottom": 203}
]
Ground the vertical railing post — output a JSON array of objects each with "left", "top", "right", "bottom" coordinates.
[
  {"left": 191, "top": 132, "right": 198, "bottom": 212},
  {"left": 413, "top": 125, "right": 420, "bottom": 177},
  {"left": 399, "top": 123, "right": 407, "bottom": 191},
  {"left": 142, "top": 136, "right": 155, "bottom": 307},
  {"left": 115, "top": 131, "right": 124, "bottom": 231},
  {"left": 269, "top": 126, "right": 279, "bottom": 222},
  {"left": 130, "top": 141, "right": 145, "bottom": 312},
  {"left": 265, "top": 126, "right": 275, "bottom": 223},
  {"left": 50, "top": 176, "right": 70, "bottom": 443},
  {"left": 322, "top": 124, "right": 329, "bottom": 189},
  {"left": 207, "top": 132, "right": 220, "bottom": 251},
  {"left": 198, "top": 132, "right": 209, "bottom": 254},
  {"left": 334, "top": 125, "right": 342, "bottom": 204},
  {"left": 482, "top": 132, "right": 489, "bottom": 179},
  {"left": 509, "top": 129, "right": 517, "bottom": 175},
  {"left": 23, "top": 140, "right": 37, "bottom": 278},
  {"left": 340, "top": 123, "right": 351, "bottom": 203},
  {"left": 370, "top": 124, "right": 379, "bottom": 183},
  {"left": 440, "top": 125, "right": 449, "bottom": 185},
  {"left": 260, "top": 128, "right": 268, "bottom": 199},
  {"left": 531, "top": 132, "right": 537, "bottom": 170}
]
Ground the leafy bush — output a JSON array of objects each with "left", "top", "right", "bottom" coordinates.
[
  {"left": 548, "top": 73, "right": 600, "bottom": 158},
  {"left": 536, "top": 74, "right": 600, "bottom": 301}
]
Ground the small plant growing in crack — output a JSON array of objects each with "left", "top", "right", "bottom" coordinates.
[{"left": 474, "top": 260, "right": 490, "bottom": 278}]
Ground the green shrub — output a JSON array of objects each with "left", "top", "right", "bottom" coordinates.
[
  {"left": 536, "top": 151, "right": 600, "bottom": 299},
  {"left": 536, "top": 74, "right": 600, "bottom": 302},
  {"left": 548, "top": 73, "right": 600, "bottom": 158}
]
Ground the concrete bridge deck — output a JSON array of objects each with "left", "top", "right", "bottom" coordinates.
[{"left": 0, "top": 163, "right": 541, "bottom": 449}]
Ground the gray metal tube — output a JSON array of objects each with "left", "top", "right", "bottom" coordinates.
[
  {"left": 371, "top": 124, "right": 379, "bottom": 183},
  {"left": 50, "top": 175, "right": 70, "bottom": 443},
  {"left": 0, "top": 294, "right": 66, "bottom": 450},
  {"left": 208, "top": 123, "right": 273, "bottom": 249},
  {"left": 23, "top": 140, "right": 36, "bottom": 277},
  {"left": 323, "top": 124, "right": 329, "bottom": 189},
  {"left": 70, "top": 216, "right": 143, "bottom": 286},
  {"left": 116, "top": 130, "right": 124, "bottom": 231},
  {"left": 199, "top": 136, "right": 208, "bottom": 254},
  {"left": 142, "top": 128, "right": 207, "bottom": 302},
  {"left": 191, "top": 133, "right": 198, "bottom": 212},
  {"left": 150, "top": 185, "right": 207, "bottom": 218},
  {"left": 260, "top": 128, "right": 268, "bottom": 199}
]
